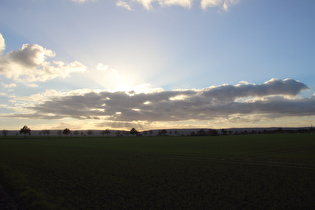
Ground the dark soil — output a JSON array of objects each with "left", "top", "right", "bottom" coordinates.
[{"left": 0, "top": 184, "right": 21, "bottom": 210}]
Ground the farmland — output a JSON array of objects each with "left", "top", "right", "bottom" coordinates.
[{"left": 0, "top": 134, "right": 315, "bottom": 209}]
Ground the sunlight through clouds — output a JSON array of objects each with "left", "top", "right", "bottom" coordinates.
[
  {"left": 4, "top": 78, "right": 312, "bottom": 126},
  {"left": 1, "top": 0, "right": 315, "bottom": 131}
]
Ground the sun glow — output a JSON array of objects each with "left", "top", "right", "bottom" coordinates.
[{"left": 90, "top": 64, "right": 164, "bottom": 94}]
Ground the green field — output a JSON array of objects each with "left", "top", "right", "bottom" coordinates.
[{"left": 1, "top": 134, "right": 315, "bottom": 209}]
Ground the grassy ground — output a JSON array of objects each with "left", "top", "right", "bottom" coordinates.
[{"left": 0, "top": 134, "right": 315, "bottom": 209}]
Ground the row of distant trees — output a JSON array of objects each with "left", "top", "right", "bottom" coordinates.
[
  {"left": 189, "top": 128, "right": 315, "bottom": 136},
  {"left": 1, "top": 126, "right": 140, "bottom": 138},
  {"left": 1, "top": 126, "right": 314, "bottom": 138}
]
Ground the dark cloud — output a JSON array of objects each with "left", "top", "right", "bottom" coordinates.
[
  {"left": 202, "top": 78, "right": 308, "bottom": 102},
  {"left": 28, "top": 78, "right": 313, "bottom": 123},
  {"left": 8, "top": 44, "right": 54, "bottom": 68}
]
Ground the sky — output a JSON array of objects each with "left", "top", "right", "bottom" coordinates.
[{"left": 1, "top": 0, "right": 315, "bottom": 131}]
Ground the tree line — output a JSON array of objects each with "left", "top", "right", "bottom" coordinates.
[{"left": 1, "top": 126, "right": 315, "bottom": 138}]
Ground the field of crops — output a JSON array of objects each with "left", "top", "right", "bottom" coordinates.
[{"left": 0, "top": 134, "right": 315, "bottom": 209}]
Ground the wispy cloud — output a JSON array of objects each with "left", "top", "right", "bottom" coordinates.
[
  {"left": 0, "top": 34, "right": 86, "bottom": 83},
  {"left": 69, "top": 0, "right": 239, "bottom": 11},
  {"left": 4, "top": 79, "right": 312, "bottom": 126},
  {"left": 201, "top": 0, "right": 239, "bottom": 11},
  {"left": 96, "top": 63, "right": 110, "bottom": 71},
  {"left": 2, "top": 83, "right": 16, "bottom": 88},
  {"left": 115, "top": 0, "right": 238, "bottom": 11},
  {"left": 116, "top": 0, "right": 133, "bottom": 11}
]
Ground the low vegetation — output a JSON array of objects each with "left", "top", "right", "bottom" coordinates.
[{"left": 0, "top": 134, "right": 314, "bottom": 209}]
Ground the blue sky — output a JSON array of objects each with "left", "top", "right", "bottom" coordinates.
[{"left": 1, "top": 0, "right": 315, "bottom": 131}]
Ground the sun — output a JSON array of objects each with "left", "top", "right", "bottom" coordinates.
[{"left": 91, "top": 64, "right": 157, "bottom": 94}]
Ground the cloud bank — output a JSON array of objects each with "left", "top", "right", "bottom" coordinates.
[
  {"left": 8, "top": 79, "right": 312, "bottom": 126},
  {"left": 0, "top": 34, "right": 86, "bottom": 83}
]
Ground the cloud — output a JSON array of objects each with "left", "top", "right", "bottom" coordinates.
[
  {"left": 0, "top": 34, "right": 5, "bottom": 55},
  {"left": 8, "top": 43, "right": 56, "bottom": 68},
  {"left": 158, "top": 0, "right": 192, "bottom": 8},
  {"left": 26, "top": 84, "right": 39, "bottom": 88},
  {"left": 201, "top": 0, "right": 239, "bottom": 11},
  {"left": 202, "top": 78, "right": 308, "bottom": 102},
  {"left": 69, "top": 0, "right": 239, "bottom": 11},
  {"left": 2, "top": 83, "right": 16, "bottom": 88},
  {"left": 6, "top": 78, "right": 311, "bottom": 126},
  {"left": 0, "top": 34, "right": 86, "bottom": 83},
  {"left": 116, "top": 0, "right": 236, "bottom": 11},
  {"left": 96, "top": 63, "right": 109, "bottom": 71},
  {"left": 116, "top": 0, "right": 133, "bottom": 10}
]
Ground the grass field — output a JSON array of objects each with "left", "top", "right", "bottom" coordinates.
[{"left": 0, "top": 134, "right": 315, "bottom": 209}]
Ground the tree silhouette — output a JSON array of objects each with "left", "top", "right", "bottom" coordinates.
[
  {"left": 63, "top": 128, "right": 71, "bottom": 136},
  {"left": 20, "top": 125, "right": 31, "bottom": 138},
  {"left": 208, "top": 129, "right": 218, "bottom": 136},
  {"left": 87, "top": 130, "right": 94, "bottom": 136},
  {"left": 57, "top": 130, "right": 62, "bottom": 136},
  {"left": 197, "top": 129, "right": 206, "bottom": 136},
  {"left": 74, "top": 131, "right": 79, "bottom": 136},
  {"left": 2, "top": 130, "right": 8, "bottom": 138},
  {"left": 104, "top": 129, "right": 111, "bottom": 136},
  {"left": 42, "top": 129, "right": 50, "bottom": 136},
  {"left": 130, "top": 128, "right": 139, "bottom": 136},
  {"left": 101, "top": 129, "right": 110, "bottom": 136},
  {"left": 159, "top": 129, "right": 167, "bottom": 136},
  {"left": 115, "top": 130, "right": 121, "bottom": 136}
]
